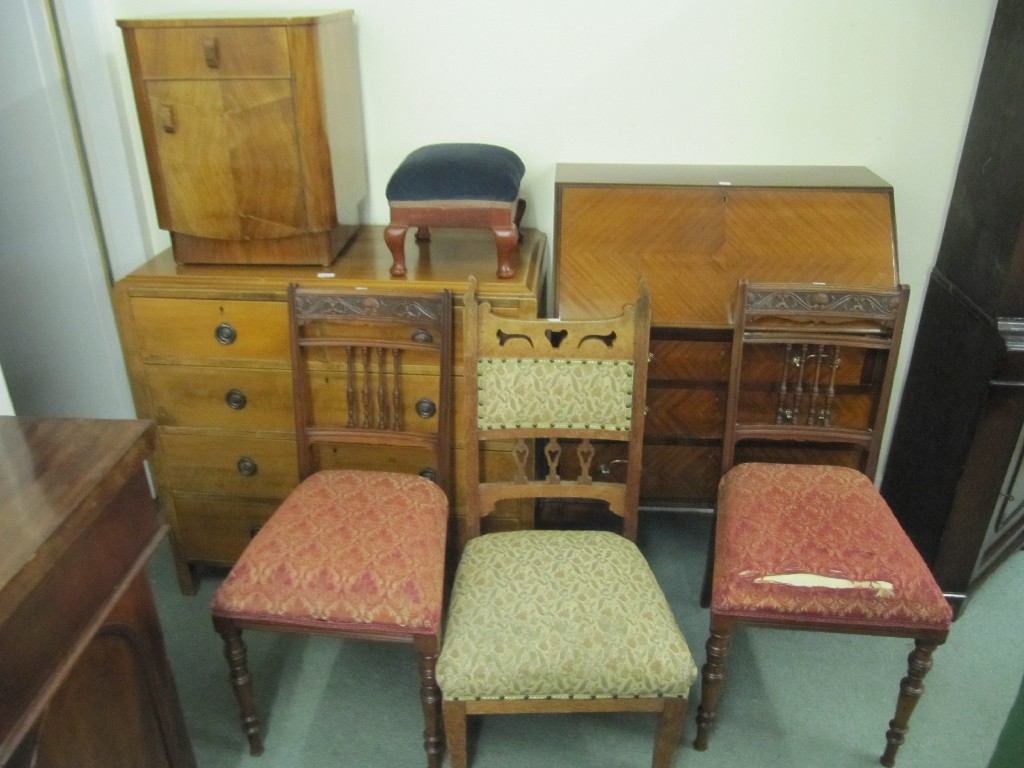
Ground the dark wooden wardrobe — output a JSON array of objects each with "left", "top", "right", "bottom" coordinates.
[{"left": 881, "top": 0, "right": 1024, "bottom": 617}]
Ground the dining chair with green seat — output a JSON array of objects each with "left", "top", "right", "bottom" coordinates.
[{"left": 436, "top": 278, "right": 698, "bottom": 768}]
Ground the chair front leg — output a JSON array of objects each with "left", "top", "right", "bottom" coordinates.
[
  {"left": 442, "top": 700, "right": 469, "bottom": 768},
  {"left": 212, "top": 616, "right": 264, "bottom": 756},
  {"left": 693, "top": 619, "right": 734, "bottom": 751},
  {"left": 653, "top": 697, "right": 688, "bottom": 768},
  {"left": 880, "top": 639, "right": 939, "bottom": 767},
  {"left": 415, "top": 633, "right": 443, "bottom": 768}
]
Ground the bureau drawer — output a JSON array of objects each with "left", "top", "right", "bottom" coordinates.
[
  {"left": 171, "top": 495, "right": 280, "bottom": 565},
  {"left": 148, "top": 366, "right": 293, "bottom": 431},
  {"left": 132, "top": 25, "right": 291, "bottom": 80},
  {"left": 646, "top": 386, "right": 725, "bottom": 438},
  {"left": 131, "top": 298, "right": 289, "bottom": 364},
  {"left": 158, "top": 433, "right": 299, "bottom": 497},
  {"left": 649, "top": 338, "right": 730, "bottom": 381}
]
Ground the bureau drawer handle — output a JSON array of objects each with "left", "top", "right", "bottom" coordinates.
[
  {"left": 236, "top": 456, "right": 258, "bottom": 477},
  {"left": 225, "top": 389, "right": 248, "bottom": 410},
  {"left": 215, "top": 322, "right": 237, "bottom": 345},
  {"left": 412, "top": 328, "right": 434, "bottom": 344},
  {"left": 415, "top": 397, "right": 437, "bottom": 419},
  {"left": 203, "top": 36, "right": 220, "bottom": 68},
  {"left": 419, "top": 468, "right": 438, "bottom": 483}
]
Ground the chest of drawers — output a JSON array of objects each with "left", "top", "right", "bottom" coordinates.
[
  {"left": 554, "top": 164, "right": 900, "bottom": 509},
  {"left": 118, "top": 12, "right": 367, "bottom": 265},
  {"left": 114, "top": 227, "right": 546, "bottom": 593}
]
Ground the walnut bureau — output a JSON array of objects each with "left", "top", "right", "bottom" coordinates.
[
  {"left": 554, "top": 164, "right": 900, "bottom": 509},
  {"left": 0, "top": 417, "right": 195, "bottom": 768},
  {"left": 113, "top": 226, "right": 546, "bottom": 593}
]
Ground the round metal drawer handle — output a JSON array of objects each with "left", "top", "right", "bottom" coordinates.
[
  {"left": 415, "top": 397, "right": 437, "bottom": 419},
  {"left": 225, "top": 388, "right": 248, "bottom": 410},
  {"left": 236, "top": 456, "right": 258, "bottom": 477},
  {"left": 419, "top": 468, "right": 438, "bottom": 483},
  {"left": 412, "top": 328, "right": 434, "bottom": 344},
  {"left": 215, "top": 322, "right": 237, "bottom": 345}
]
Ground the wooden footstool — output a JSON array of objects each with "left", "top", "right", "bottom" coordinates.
[{"left": 384, "top": 143, "right": 525, "bottom": 279}]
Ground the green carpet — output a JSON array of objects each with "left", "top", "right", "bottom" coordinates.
[{"left": 148, "top": 512, "right": 1024, "bottom": 767}]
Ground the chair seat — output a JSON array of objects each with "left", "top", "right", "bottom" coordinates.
[
  {"left": 211, "top": 470, "right": 449, "bottom": 635},
  {"left": 437, "top": 530, "right": 697, "bottom": 701},
  {"left": 712, "top": 463, "right": 952, "bottom": 632}
]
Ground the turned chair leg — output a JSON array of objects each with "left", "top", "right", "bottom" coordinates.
[
  {"left": 880, "top": 639, "right": 939, "bottom": 767},
  {"left": 415, "top": 634, "right": 443, "bottom": 768},
  {"left": 693, "top": 625, "right": 733, "bottom": 751},
  {"left": 212, "top": 617, "right": 264, "bottom": 756},
  {"left": 442, "top": 700, "right": 469, "bottom": 768},
  {"left": 653, "top": 698, "right": 688, "bottom": 768}
]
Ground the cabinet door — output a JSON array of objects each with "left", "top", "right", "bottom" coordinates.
[{"left": 146, "top": 79, "right": 305, "bottom": 239}]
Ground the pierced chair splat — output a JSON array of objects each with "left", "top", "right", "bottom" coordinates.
[
  {"left": 692, "top": 281, "right": 952, "bottom": 767},
  {"left": 436, "top": 278, "right": 698, "bottom": 768},
  {"left": 210, "top": 285, "right": 454, "bottom": 768}
]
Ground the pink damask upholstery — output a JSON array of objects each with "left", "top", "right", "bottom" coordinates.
[
  {"left": 212, "top": 470, "right": 448, "bottom": 635},
  {"left": 713, "top": 463, "right": 951, "bottom": 631}
]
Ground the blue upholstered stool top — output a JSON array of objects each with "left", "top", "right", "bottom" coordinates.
[{"left": 386, "top": 144, "right": 525, "bottom": 203}]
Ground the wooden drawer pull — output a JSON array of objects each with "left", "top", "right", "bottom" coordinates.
[
  {"left": 159, "top": 104, "right": 176, "bottom": 134},
  {"left": 215, "top": 322, "right": 237, "bottom": 345},
  {"left": 236, "top": 456, "right": 258, "bottom": 477},
  {"left": 202, "top": 36, "right": 220, "bottom": 68},
  {"left": 225, "top": 388, "right": 247, "bottom": 410}
]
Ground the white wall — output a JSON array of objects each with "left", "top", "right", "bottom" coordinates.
[
  {"left": 74, "top": 0, "right": 997, "bottom": 457},
  {"left": 101, "top": 0, "right": 996, "bottom": 292}
]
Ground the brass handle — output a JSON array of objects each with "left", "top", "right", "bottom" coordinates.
[
  {"left": 225, "top": 388, "right": 247, "bottom": 410},
  {"left": 236, "top": 456, "right": 258, "bottom": 477},
  {"left": 419, "top": 468, "right": 438, "bottom": 482},
  {"left": 203, "top": 36, "right": 220, "bottom": 68},
  {"left": 215, "top": 322, "right": 237, "bottom": 345},
  {"left": 159, "top": 104, "right": 176, "bottom": 133},
  {"left": 412, "top": 329, "right": 434, "bottom": 344},
  {"left": 415, "top": 397, "right": 437, "bottom": 419},
  {"left": 599, "top": 459, "right": 629, "bottom": 477}
]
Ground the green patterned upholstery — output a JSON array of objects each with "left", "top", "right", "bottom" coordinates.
[
  {"left": 436, "top": 530, "right": 697, "bottom": 701},
  {"left": 477, "top": 358, "right": 635, "bottom": 431}
]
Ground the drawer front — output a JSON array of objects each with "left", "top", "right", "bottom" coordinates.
[
  {"left": 159, "top": 433, "right": 299, "bottom": 498},
  {"left": 131, "top": 298, "right": 289, "bottom": 364},
  {"left": 171, "top": 495, "right": 280, "bottom": 565},
  {"left": 309, "top": 372, "right": 443, "bottom": 437},
  {"left": 649, "top": 339, "right": 730, "bottom": 382},
  {"left": 132, "top": 26, "right": 291, "bottom": 79},
  {"left": 646, "top": 387, "right": 725, "bottom": 438},
  {"left": 147, "top": 365, "right": 293, "bottom": 431}
]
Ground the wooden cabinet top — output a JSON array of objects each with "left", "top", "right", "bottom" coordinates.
[
  {"left": 554, "top": 164, "right": 899, "bottom": 328},
  {"left": 117, "top": 225, "right": 547, "bottom": 306},
  {"left": 0, "top": 418, "right": 155, "bottom": 620},
  {"left": 117, "top": 11, "right": 353, "bottom": 29}
]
